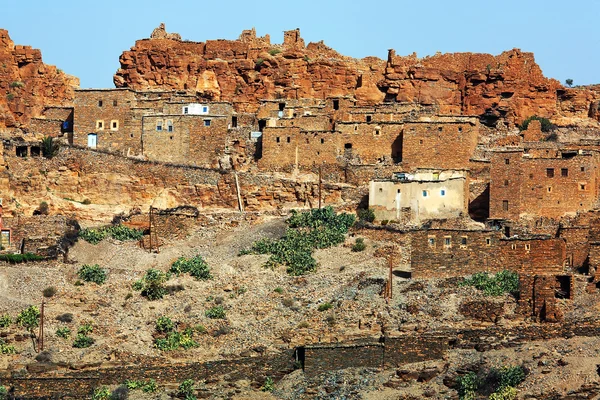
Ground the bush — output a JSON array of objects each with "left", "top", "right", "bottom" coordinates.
[
  {"left": 133, "top": 269, "right": 170, "bottom": 300},
  {"left": 155, "top": 316, "right": 174, "bottom": 333},
  {"left": 78, "top": 264, "right": 107, "bottom": 285},
  {"left": 318, "top": 302, "right": 332, "bottom": 312},
  {"left": 489, "top": 386, "right": 518, "bottom": 400},
  {"left": 91, "top": 386, "right": 111, "bottom": 400},
  {"left": 16, "top": 306, "right": 40, "bottom": 334},
  {"left": 73, "top": 333, "right": 94, "bottom": 348},
  {"left": 78, "top": 323, "right": 93, "bottom": 335},
  {"left": 179, "top": 379, "right": 196, "bottom": 399},
  {"left": 6, "top": 93, "right": 14, "bottom": 101},
  {"left": 170, "top": 255, "right": 211, "bottom": 280},
  {"left": 274, "top": 287, "right": 283, "bottom": 294},
  {"left": 352, "top": 238, "right": 366, "bottom": 252},
  {"left": 10, "top": 81, "right": 24, "bottom": 88},
  {"left": 0, "top": 386, "right": 7, "bottom": 400},
  {"left": 493, "top": 365, "right": 526, "bottom": 390},
  {"left": 125, "top": 378, "right": 158, "bottom": 393},
  {"left": 0, "top": 315, "right": 11, "bottom": 328},
  {"left": 205, "top": 306, "right": 226, "bottom": 319},
  {"left": 0, "top": 338, "right": 16, "bottom": 354},
  {"left": 261, "top": 376, "right": 275, "bottom": 392},
  {"left": 41, "top": 136, "right": 60, "bottom": 158},
  {"left": 460, "top": 270, "right": 519, "bottom": 296},
  {"left": 457, "top": 372, "right": 479, "bottom": 400},
  {"left": 56, "top": 327, "right": 71, "bottom": 339},
  {"left": 0, "top": 253, "right": 44, "bottom": 263},
  {"left": 255, "top": 58, "right": 265, "bottom": 67},
  {"left": 43, "top": 286, "right": 57, "bottom": 298},
  {"left": 268, "top": 49, "right": 282, "bottom": 56},
  {"left": 357, "top": 208, "right": 375, "bottom": 223},
  {"left": 154, "top": 330, "right": 198, "bottom": 351},
  {"left": 518, "top": 115, "right": 554, "bottom": 132},
  {"left": 79, "top": 225, "right": 144, "bottom": 245}
]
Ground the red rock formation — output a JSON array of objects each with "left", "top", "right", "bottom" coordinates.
[
  {"left": 114, "top": 26, "right": 600, "bottom": 125},
  {"left": 0, "top": 29, "right": 78, "bottom": 129}
]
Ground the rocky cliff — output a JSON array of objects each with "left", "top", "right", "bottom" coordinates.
[
  {"left": 114, "top": 25, "right": 600, "bottom": 125},
  {"left": 0, "top": 29, "right": 79, "bottom": 129}
]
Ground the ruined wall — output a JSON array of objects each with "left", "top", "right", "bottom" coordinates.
[{"left": 2, "top": 215, "right": 77, "bottom": 257}]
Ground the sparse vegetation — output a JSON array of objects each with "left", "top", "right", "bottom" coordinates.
[
  {"left": 78, "top": 323, "right": 93, "bottom": 335},
  {"left": 241, "top": 206, "right": 355, "bottom": 275},
  {"left": 357, "top": 208, "right": 375, "bottom": 223},
  {"left": 268, "top": 48, "right": 282, "bottom": 56},
  {"left": 6, "top": 93, "right": 14, "bottom": 101},
  {"left": 318, "top": 302, "right": 333, "bottom": 312},
  {"left": 0, "top": 315, "right": 12, "bottom": 328},
  {"left": 255, "top": 58, "right": 265, "bottom": 67},
  {"left": 73, "top": 333, "right": 94, "bottom": 348},
  {"left": 78, "top": 264, "right": 107, "bottom": 285},
  {"left": 0, "top": 338, "right": 16, "bottom": 354},
  {"left": 155, "top": 316, "right": 175, "bottom": 333},
  {"left": 55, "top": 326, "right": 71, "bottom": 339},
  {"left": 352, "top": 237, "right": 366, "bottom": 252},
  {"left": 261, "top": 376, "right": 275, "bottom": 392},
  {"left": 205, "top": 306, "right": 226, "bottom": 319},
  {"left": 42, "top": 286, "right": 57, "bottom": 298},
  {"left": 274, "top": 287, "right": 284, "bottom": 294},
  {"left": 16, "top": 305, "right": 40, "bottom": 335},
  {"left": 178, "top": 379, "right": 196, "bottom": 399},
  {"left": 456, "top": 365, "right": 525, "bottom": 399},
  {"left": 91, "top": 386, "right": 111, "bottom": 400},
  {"left": 41, "top": 136, "right": 60, "bottom": 158},
  {"left": 518, "top": 115, "right": 554, "bottom": 132},
  {"left": 0, "top": 385, "right": 7, "bottom": 400},
  {"left": 460, "top": 270, "right": 519, "bottom": 296},
  {"left": 125, "top": 378, "right": 158, "bottom": 393},
  {"left": 79, "top": 224, "right": 144, "bottom": 244},
  {"left": 0, "top": 253, "right": 44, "bottom": 263},
  {"left": 10, "top": 81, "right": 24, "bottom": 88},
  {"left": 133, "top": 269, "right": 170, "bottom": 300},
  {"left": 457, "top": 371, "right": 479, "bottom": 400},
  {"left": 154, "top": 329, "right": 199, "bottom": 351},
  {"left": 170, "top": 255, "right": 211, "bottom": 280}
]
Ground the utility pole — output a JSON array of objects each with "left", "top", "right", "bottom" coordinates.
[
  {"left": 149, "top": 206, "right": 153, "bottom": 253},
  {"left": 318, "top": 165, "right": 322, "bottom": 209}
]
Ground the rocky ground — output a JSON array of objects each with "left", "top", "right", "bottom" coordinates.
[{"left": 1, "top": 213, "right": 600, "bottom": 398}]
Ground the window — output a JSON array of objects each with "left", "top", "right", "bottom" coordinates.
[
  {"left": 505, "top": 158, "right": 510, "bottom": 165},
  {"left": 581, "top": 166, "right": 585, "bottom": 172},
  {"left": 374, "top": 128, "right": 380, "bottom": 136},
  {"left": 203, "top": 119, "right": 211, "bottom": 127},
  {"left": 156, "top": 121, "right": 163, "bottom": 132},
  {"left": 419, "top": 140, "right": 423, "bottom": 144},
  {"left": 113, "top": 100, "right": 118, "bottom": 106},
  {"left": 354, "top": 125, "right": 358, "bottom": 131},
  {"left": 170, "top": 136, "right": 174, "bottom": 140},
  {"left": 428, "top": 237, "right": 436, "bottom": 248},
  {"left": 486, "top": 238, "right": 491, "bottom": 246},
  {"left": 546, "top": 168, "right": 554, "bottom": 178},
  {"left": 548, "top": 187, "right": 552, "bottom": 193},
  {"left": 278, "top": 103, "right": 285, "bottom": 111},
  {"left": 458, "top": 127, "right": 463, "bottom": 132},
  {"left": 561, "top": 168, "right": 568, "bottom": 177},
  {"left": 366, "top": 115, "right": 372, "bottom": 122},
  {"left": 460, "top": 236, "right": 467, "bottom": 246},
  {"left": 444, "top": 236, "right": 451, "bottom": 247},
  {"left": 504, "top": 179, "right": 509, "bottom": 186},
  {"left": 502, "top": 200, "right": 509, "bottom": 211},
  {"left": 183, "top": 107, "right": 189, "bottom": 114},
  {"left": 110, "top": 120, "right": 119, "bottom": 130},
  {"left": 231, "top": 116, "right": 238, "bottom": 128},
  {"left": 167, "top": 120, "right": 173, "bottom": 132},
  {"left": 438, "top": 126, "right": 443, "bottom": 132},
  {"left": 440, "top": 189, "right": 446, "bottom": 196},
  {"left": 276, "top": 137, "right": 280, "bottom": 143},
  {"left": 320, "top": 138, "right": 324, "bottom": 144},
  {"left": 433, "top": 172, "right": 440, "bottom": 180},
  {"left": 422, "top": 190, "right": 428, "bottom": 197},
  {"left": 333, "top": 99, "right": 339, "bottom": 110},
  {"left": 511, "top": 243, "right": 517, "bottom": 250},
  {"left": 525, "top": 243, "right": 531, "bottom": 251},
  {"left": 98, "top": 100, "right": 103, "bottom": 107},
  {"left": 202, "top": 106, "right": 209, "bottom": 113},
  {"left": 96, "top": 120, "right": 104, "bottom": 130},
  {"left": 580, "top": 183, "right": 587, "bottom": 191},
  {"left": 344, "top": 143, "right": 352, "bottom": 149},
  {"left": 287, "top": 137, "right": 291, "bottom": 143}
]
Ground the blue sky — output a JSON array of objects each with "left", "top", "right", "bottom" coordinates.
[{"left": 2, "top": 0, "right": 599, "bottom": 88}]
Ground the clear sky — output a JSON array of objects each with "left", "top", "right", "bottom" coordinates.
[{"left": 1, "top": 0, "right": 599, "bottom": 89}]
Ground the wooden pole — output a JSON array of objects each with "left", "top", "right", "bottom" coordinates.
[
  {"left": 318, "top": 165, "right": 322, "bottom": 209},
  {"left": 389, "top": 257, "right": 393, "bottom": 301},
  {"left": 39, "top": 299, "right": 44, "bottom": 352},
  {"left": 149, "top": 207, "right": 153, "bottom": 253}
]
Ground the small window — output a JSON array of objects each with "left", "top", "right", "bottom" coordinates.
[
  {"left": 458, "top": 127, "right": 463, "bottom": 132},
  {"left": 581, "top": 166, "right": 585, "bottom": 172},
  {"left": 156, "top": 121, "right": 163, "bottom": 132},
  {"left": 428, "top": 237, "right": 436, "bottom": 247},
  {"left": 366, "top": 115, "right": 372, "bottom": 122},
  {"left": 276, "top": 137, "right": 280, "bottom": 143},
  {"left": 397, "top": 189, "right": 401, "bottom": 193},
  {"left": 486, "top": 238, "right": 491, "bottom": 246},
  {"left": 183, "top": 107, "right": 189, "bottom": 114},
  {"left": 232, "top": 116, "right": 238, "bottom": 128},
  {"left": 378, "top": 188, "right": 383, "bottom": 193},
  {"left": 548, "top": 187, "right": 552, "bottom": 193},
  {"left": 354, "top": 125, "right": 358, "bottom": 131},
  {"left": 110, "top": 120, "right": 119, "bottom": 130},
  {"left": 98, "top": 100, "right": 103, "bottom": 107},
  {"left": 203, "top": 119, "right": 211, "bottom": 127},
  {"left": 96, "top": 120, "right": 104, "bottom": 130},
  {"left": 202, "top": 106, "right": 209, "bottom": 113},
  {"left": 502, "top": 200, "right": 509, "bottom": 211},
  {"left": 511, "top": 243, "right": 517, "bottom": 250},
  {"left": 504, "top": 179, "right": 509, "bottom": 186},
  {"left": 525, "top": 243, "right": 531, "bottom": 251},
  {"left": 167, "top": 120, "right": 173, "bottom": 132},
  {"left": 170, "top": 136, "right": 173, "bottom": 140},
  {"left": 419, "top": 140, "right": 423, "bottom": 144},
  {"left": 113, "top": 100, "right": 118, "bottom": 106},
  {"left": 320, "top": 138, "right": 324, "bottom": 144},
  {"left": 333, "top": 99, "right": 339, "bottom": 110},
  {"left": 444, "top": 236, "right": 451, "bottom": 247},
  {"left": 438, "top": 126, "right": 443, "bottom": 132},
  {"left": 344, "top": 143, "right": 352, "bottom": 149},
  {"left": 505, "top": 158, "right": 510, "bottom": 165},
  {"left": 440, "top": 189, "right": 446, "bottom": 196},
  {"left": 580, "top": 183, "right": 587, "bottom": 191},
  {"left": 130, "top": 134, "right": 134, "bottom": 138},
  {"left": 287, "top": 137, "right": 291, "bottom": 143},
  {"left": 546, "top": 168, "right": 555, "bottom": 178},
  {"left": 278, "top": 103, "right": 285, "bottom": 111},
  {"left": 374, "top": 129, "right": 380, "bottom": 136},
  {"left": 461, "top": 237, "right": 467, "bottom": 246},
  {"left": 561, "top": 168, "right": 568, "bottom": 177},
  {"left": 422, "top": 190, "right": 428, "bottom": 197}
]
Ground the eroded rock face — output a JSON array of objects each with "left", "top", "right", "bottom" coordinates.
[
  {"left": 0, "top": 29, "right": 79, "bottom": 128},
  {"left": 114, "top": 27, "right": 600, "bottom": 124}
]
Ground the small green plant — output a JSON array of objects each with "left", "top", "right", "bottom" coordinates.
[
  {"left": 489, "top": 386, "right": 518, "bottom": 400},
  {"left": 6, "top": 93, "right": 14, "bottom": 101},
  {"left": 0, "top": 385, "right": 7, "bottom": 400},
  {"left": 73, "top": 333, "right": 94, "bottom": 348},
  {"left": 41, "top": 136, "right": 60, "bottom": 158},
  {"left": 493, "top": 365, "right": 526, "bottom": 390},
  {"left": 125, "top": 378, "right": 158, "bottom": 393},
  {"left": 274, "top": 287, "right": 283, "bottom": 294},
  {"left": 518, "top": 115, "right": 555, "bottom": 132},
  {"left": 318, "top": 302, "right": 332, "bottom": 312},
  {"left": 57, "top": 68, "right": 62, "bottom": 74},
  {"left": 457, "top": 371, "right": 479, "bottom": 400},
  {"left": 10, "top": 81, "right": 24, "bottom": 88},
  {"left": 357, "top": 208, "right": 375, "bottom": 223},
  {"left": 56, "top": 327, "right": 71, "bottom": 339},
  {"left": 133, "top": 269, "right": 170, "bottom": 300},
  {"left": 261, "top": 376, "right": 275, "bottom": 392},
  {"left": 78, "top": 264, "right": 107, "bottom": 285},
  {"left": 460, "top": 270, "right": 519, "bottom": 296},
  {"left": 178, "top": 379, "right": 196, "bottom": 399},
  {"left": 17, "top": 306, "right": 40, "bottom": 335},
  {"left": 255, "top": 58, "right": 265, "bottom": 67},
  {"left": 91, "top": 386, "right": 111, "bottom": 400},
  {"left": 205, "top": 306, "right": 226, "bottom": 319},
  {"left": 194, "top": 324, "right": 206, "bottom": 334},
  {"left": 78, "top": 323, "right": 93, "bottom": 335},
  {"left": 82, "top": 198, "right": 92, "bottom": 205},
  {"left": 268, "top": 48, "right": 282, "bottom": 56},
  {"left": 155, "top": 316, "right": 175, "bottom": 333},
  {"left": 0, "top": 315, "right": 11, "bottom": 328},
  {"left": 154, "top": 330, "right": 199, "bottom": 351},
  {"left": 352, "top": 237, "right": 366, "bottom": 252},
  {"left": 170, "top": 255, "right": 211, "bottom": 280},
  {"left": 0, "top": 338, "right": 16, "bottom": 354},
  {"left": 303, "top": 55, "right": 310, "bottom": 62}
]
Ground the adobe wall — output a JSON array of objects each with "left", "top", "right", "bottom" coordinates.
[
  {"left": 558, "top": 226, "right": 590, "bottom": 268},
  {"left": 304, "top": 343, "right": 384, "bottom": 376},
  {"left": 2, "top": 215, "right": 77, "bottom": 257}
]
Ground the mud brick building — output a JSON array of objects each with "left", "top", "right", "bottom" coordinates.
[{"left": 368, "top": 170, "right": 468, "bottom": 223}]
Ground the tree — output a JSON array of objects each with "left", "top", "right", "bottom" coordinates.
[
  {"left": 565, "top": 78, "right": 574, "bottom": 88},
  {"left": 41, "top": 136, "right": 60, "bottom": 158},
  {"left": 16, "top": 305, "right": 40, "bottom": 350}
]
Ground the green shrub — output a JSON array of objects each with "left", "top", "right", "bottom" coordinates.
[
  {"left": 125, "top": 378, "right": 157, "bottom": 391},
  {"left": 170, "top": 255, "right": 211, "bottom": 280},
  {"left": 6, "top": 93, "right": 14, "bottom": 101},
  {"left": 261, "top": 376, "right": 275, "bottom": 392},
  {"left": 79, "top": 225, "right": 143, "bottom": 244},
  {"left": 255, "top": 58, "right": 265, "bottom": 67},
  {"left": 0, "top": 385, "right": 7, "bottom": 400},
  {"left": 0, "top": 253, "right": 44, "bottom": 263},
  {"left": 155, "top": 316, "right": 174, "bottom": 333},
  {"left": 205, "top": 306, "right": 226, "bottom": 319},
  {"left": 318, "top": 302, "right": 332, "bottom": 312},
  {"left": 0, "top": 315, "right": 11, "bottom": 328},
  {"left": 56, "top": 327, "right": 71, "bottom": 339},
  {"left": 457, "top": 372, "right": 479, "bottom": 400},
  {"left": 565, "top": 78, "right": 574, "bottom": 87},
  {"left": 10, "top": 81, "right": 24, "bottom": 88},
  {"left": 43, "top": 286, "right": 57, "bottom": 298},
  {"left": 91, "top": 386, "right": 111, "bottom": 400},
  {"left": 178, "top": 379, "right": 196, "bottom": 399},
  {"left": 352, "top": 238, "right": 366, "bottom": 252},
  {"left": 268, "top": 49, "right": 282, "bottom": 56},
  {"left": 154, "top": 330, "right": 198, "bottom": 351},
  {"left": 242, "top": 206, "right": 355, "bottom": 275},
  {"left": 274, "top": 287, "right": 283, "bottom": 294},
  {"left": 73, "top": 333, "right": 94, "bottom": 348},
  {"left": 518, "top": 115, "right": 554, "bottom": 132},
  {"left": 78, "top": 264, "right": 107, "bottom": 285},
  {"left": 41, "top": 136, "right": 60, "bottom": 158},
  {"left": 460, "top": 270, "right": 519, "bottom": 296},
  {"left": 77, "top": 323, "right": 93, "bottom": 335},
  {"left": 493, "top": 365, "right": 526, "bottom": 390},
  {"left": 0, "top": 338, "right": 16, "bottom": 354},
  {"left": 16, "top": 305, "right": 40, "bottom": 335},
  {"left": 133, "top": 269, "right": 170, "bottom": 300},
  {"left": 489, "top": 386, "right": 518, "bottom": 400},
  {"left": 357, "top": 208, "right": 375, "bottom": 222}
]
